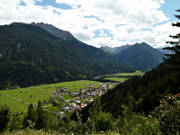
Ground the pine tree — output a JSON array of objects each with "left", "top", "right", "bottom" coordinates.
[
  {"left": 165, "top": 10, "right": 180, "bottom": 68},
  {"left": 23, "top": 104, "right": 37, "bottom": 128},
  {"left": 36, "top": 101, "right": 47, "bottom": 129},
  {"left": 165, "top": 10, "right": 180, "bottom": 89}
]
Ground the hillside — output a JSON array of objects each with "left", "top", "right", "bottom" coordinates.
[
  {"left": 80, "top": 59, "right": 179, "bottom": 122},
  {"left": 0, "top": 23, "right": 135, "bottom": 89},
  {"left": 114, "top": 42, "right": 164, "bottom": 71}
]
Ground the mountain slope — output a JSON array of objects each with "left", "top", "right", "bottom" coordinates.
[
  {"left": 79, "top": 57, "right": 179, "bottom": 121},
  {"left": 31, "top": 22, "right": 76, "bottom": 41},
  {"left": 100, "top": 46, "right": 113, "bottom": 54},
  {"left": 114, "top": 43, "right": 164, "bottom": 71},
  {"left": 100, "top": 45, "right": 130, "bottom": 55},
  {"left": 0, "top": 23, "right": 135, "bottom": 89}
]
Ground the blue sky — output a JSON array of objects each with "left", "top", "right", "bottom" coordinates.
[
  {"left": 161, "top": 0, "right": 180, "bottom": 21},
  {"left": 35, "top": 0, "right": 73, "bottom": 10},
  {"left": 0, "top": 0, "right": 179, "bottom": 48}
]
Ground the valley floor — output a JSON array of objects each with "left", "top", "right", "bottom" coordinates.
[{"left": 0, "top": 72, "right": 140, "bottom": 115}]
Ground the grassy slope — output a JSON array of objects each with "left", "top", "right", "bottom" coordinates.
[{"left": 0, "top": 80, "right": 100, "bottom": 113}]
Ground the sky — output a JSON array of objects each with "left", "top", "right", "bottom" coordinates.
[{"left": 0, "top": 0, "right": 180, "bottom": 48}]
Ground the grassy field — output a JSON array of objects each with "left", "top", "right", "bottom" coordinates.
[
  {"left": 112, "top": 72, "right": 144, "bottom": 77},
  {"left": 102, "top": 72, "right": 144, "bottom": 82},
  {"left": 0, "top": 80, "right": 100, "bottom": 113},
  {"left": 104, "top": 77, "right": 128, "bottom": 82}
]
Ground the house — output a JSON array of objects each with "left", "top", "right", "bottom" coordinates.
[
  {"left": 75, "top": 100, "right": 81, "bottom": 104},
  {"left": 71, "top": 91, "right": 79, "bottom": 97},
  {"left": 62, "top": 106, "right": 70, "bottom": 111},
  {"left": 58, "top": 95, "right": 64, "bottom": 102},
  {"left": 91, "top": 92, "right": 98, "bottom": 96}
]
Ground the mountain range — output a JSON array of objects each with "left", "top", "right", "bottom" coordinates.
[
  {"left": 0, "top": 22, "right": 165, "bottom": 89},
  {"left": 0, "top": 22, "right": 134, "bottom": 89},
  {"left": 101, "top": 43, "right": 164, "bottom": 71}
]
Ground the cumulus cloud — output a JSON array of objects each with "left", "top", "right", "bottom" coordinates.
[
  {"left": 0, "top": 0, "right": 175, "bottom": 48},
  {"left": 74, "top": 32, "right": 92, "bottom": 41}
]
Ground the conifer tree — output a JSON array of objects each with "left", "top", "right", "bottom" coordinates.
[
  {"left": 23, "top": 104, "right": 37, "bottom": 128},
  {"left": 36, "top": 101, "right": 47, "bottom": 129},
  {"left": 165, "top": 10, "right": 180, "bottom": 88},
  {"left": 165, "top": 10, "right": 180, "bottom": 68}
]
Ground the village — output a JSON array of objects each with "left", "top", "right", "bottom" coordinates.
[
  {"left": 4, "top": 80, "right": 121, "bottom": 117},
  {"left": 45, "top": 82, "right": 119, "bottom": 118}
]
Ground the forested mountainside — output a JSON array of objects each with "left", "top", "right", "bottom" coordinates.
[
  {"left": 80, "top": 57, "right": 179, "bottom": 120},
  {"left": 0, "top": 23, "right": 134, "bottom": 89},
  {"left": 101, "top": 43, "right": 164, "bottom": 71},
  {"left": 114, "top": 42, "right": 164, "bottom": 71}
]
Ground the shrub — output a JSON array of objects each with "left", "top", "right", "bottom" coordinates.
[
  {"left": 95, "top": 112, "right": 114, "bottom": 132},
  {"left": 153, "top": 93, "right": 180, "bottom": 134},
  {"left": 9, "top": 114, "right": 24, "bottom": 131}
]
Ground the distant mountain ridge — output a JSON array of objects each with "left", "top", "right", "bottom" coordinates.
[
  {"left": 101, "top": 45, "right": 130, "bottom": 55},
  {"left": 114, "top": 42, "right": 164, "bottom": 71},
  {"left": 0, "top": 22, "right": 135, "bottom": 89},
  {"left": 101, "top": 43, "right": 164, "bottom": 71}
]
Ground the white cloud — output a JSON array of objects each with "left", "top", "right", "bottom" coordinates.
[{"left": 0, "top": 0, "right": 175, "bottom": 48}]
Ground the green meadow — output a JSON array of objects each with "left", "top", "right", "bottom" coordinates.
[
  {"left": 104, "top": 77, "right": 128, "bottom": 82},
  {"left": 0, "top": 80, "right": 100, "bottom": 113},
  {"left": 103, "top": 72, "right": 144, "bottom": 82},
  {"left": 112, "top": 72, "right": 144, "bottom": 77}
]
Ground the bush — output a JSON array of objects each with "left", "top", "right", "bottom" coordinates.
[
  {"left": 9, "top": 114, "right": 24, "bottom": 131},
  {"left": 111, "top": 105, "right": 161, "bottom": 135},
  {"left": 153, "top": 93, "right": 180, "bottom": 134},
  {"left": 95, "top": 112, "right": 114, "bottom": 132},
  {"left": 114, "top": 114, "right": 161, "bottom": 135}
]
